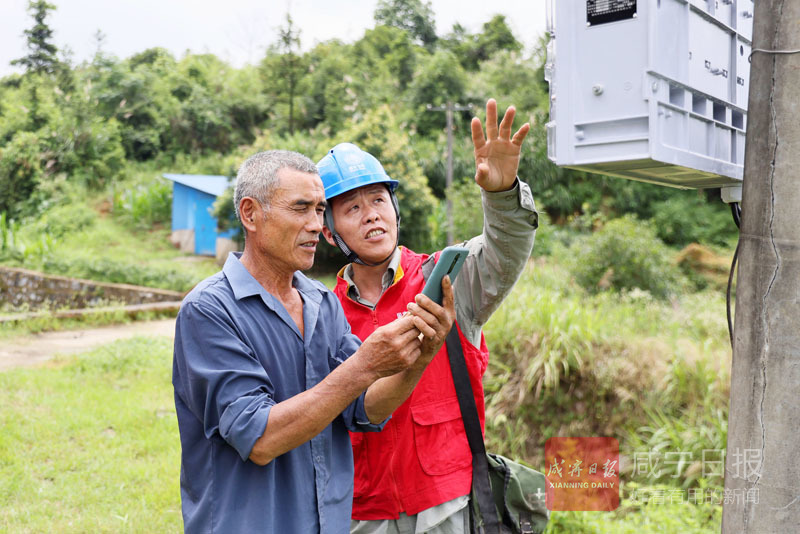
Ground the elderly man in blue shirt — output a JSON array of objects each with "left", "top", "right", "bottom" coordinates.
[{"left": 172, "top": 150, "right": 454, "bottom": 534}]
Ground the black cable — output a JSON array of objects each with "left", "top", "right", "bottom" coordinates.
[
  {"left": 726, "top": 241, "right": 740, "bottom": 348},
  {"left": 727, "top": 202, "right": 741, "bottom": 349},
  {"left": 730, "top": 202, "right": 741, "bottom": 228}
]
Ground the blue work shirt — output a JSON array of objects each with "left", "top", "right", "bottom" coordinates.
[{"left": 172, "top": 252, "right": 384, "bottom": 533}]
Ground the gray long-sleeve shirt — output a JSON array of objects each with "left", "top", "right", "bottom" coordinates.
[
  {"left": 344, "top": 178, "right": 538, "bottom": 531},
  {"left": 343, "top": 178, "right": 538, "bottom": 348}
]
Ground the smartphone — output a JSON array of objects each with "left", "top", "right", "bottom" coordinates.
[{"left": 421, "top": 246, "right": 469, "bottom": 305}]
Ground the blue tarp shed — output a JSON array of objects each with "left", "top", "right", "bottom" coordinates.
[{"left": 162, "top": 174, "right": 237, "bottom": 256}]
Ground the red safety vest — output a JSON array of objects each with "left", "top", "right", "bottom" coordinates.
[{"left": 335, "top": 247, "right": 490, "bottom": 519}]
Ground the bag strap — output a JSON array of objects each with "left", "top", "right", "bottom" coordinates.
[{"left": 445, "top": 325, "right": 502, "bottom": 534}]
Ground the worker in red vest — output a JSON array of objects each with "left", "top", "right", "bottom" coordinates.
[{"left": 318, "top": 99, "right": 538, "bottom": 533}]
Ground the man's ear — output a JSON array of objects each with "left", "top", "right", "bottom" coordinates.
[
  {"left": 321, "top": 226, "right": 336, "bottom": 247},
  {"left": 239, "top": 197, "right": 260, "bottom": 234}
]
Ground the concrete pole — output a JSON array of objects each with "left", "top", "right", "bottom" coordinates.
[
  {"left": 721, "top": 1, "right": 800, "bottom": 532},
  {"left": 445, "top": 101, "right": 455, "bottom": 246},
  {"left": 426, "top": 101, "right": 471, "bottom": 246}
]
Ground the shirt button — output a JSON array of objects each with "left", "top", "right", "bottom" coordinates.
[{"left": 315, "top": 456, "right": 323, "bottom": 462}]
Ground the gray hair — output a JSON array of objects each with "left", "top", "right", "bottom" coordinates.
[{"left": 233, "top": 150, "right": 318, "bottom": 223}]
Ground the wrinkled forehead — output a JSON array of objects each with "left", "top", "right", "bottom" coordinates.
[
  {"left": 275, "top": 168, "right": 323, "bottom": 188},
  {"left": 273, "top": 169, "right": 325, "bottom": 201}
]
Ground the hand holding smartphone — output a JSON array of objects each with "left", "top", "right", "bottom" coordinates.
[{"left": 420, "top": 246, "right": 469, "bottom": 305}]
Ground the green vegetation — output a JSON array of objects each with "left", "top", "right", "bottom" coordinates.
[
  {"left": 548, "top": 483, "right": 722, "bottom": 533},
  {"left": 1, "top": 2, "right": 737, "bottom": 532},
  {"left": 1, "top": 0, "right": 737, "bottom": 255},
  {"left": 564, "top": 216, "right": 687, "bottom": 299},
  {"left": 1, "top": 163, "right": 220, "bottom": 296},
  {"left": 0, "top": 305, "right": 176, "bottom": 340},
  {"left": 0, "top": 258, "right": 728, "bottom": 532},
  {"left": 480, "top": 259, "right": 728, "bottom": 533},
  {"left": 0, "top": 337, "right": 181, "bottom": 532}
]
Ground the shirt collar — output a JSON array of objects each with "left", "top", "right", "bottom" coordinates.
[
  {"left": 341, "top": 247, "right": 403, "bottom": 304},
  {"left": 223, "top": 252, "right": 323, "bottom": 306}
]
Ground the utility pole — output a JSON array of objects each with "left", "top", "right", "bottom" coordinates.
[
  {"left": 722, "top": 1, "right": 800, "bottom": 532},
  {"left": 427, "top": 101, "right": 471, "bottom": 245}
]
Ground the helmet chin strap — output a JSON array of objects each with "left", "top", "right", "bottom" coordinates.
[{"left": 331, "top": 230, "right": 398, "bottom": 267}]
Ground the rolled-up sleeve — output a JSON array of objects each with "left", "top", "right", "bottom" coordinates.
[{"left": 174, "top": 300, "right": 275, "bottom": 461}]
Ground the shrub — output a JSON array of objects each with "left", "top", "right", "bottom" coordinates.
[
  {"left": 531, "top": 211, "right": 581, "bottom": 257},
  {"left": 112, "top": 175, "right": 172, "bottom": 229},
  {"left": 211, "top": 185, "right": 243, "bottom": 245},
  {"left": 0, "top": 131, "right": 44, "bottom": 218},
  {"left": 31, "top": 203, "right": 98, "bottom": 239},
  {"left": 46, "top": 115, "right": 126, "bottom": 187},
  {"left": 650, "top": 193, "right": 737, "bottom": 247},
  {"left": 566, "top": 216, "right": 685, "bottom": 299}
]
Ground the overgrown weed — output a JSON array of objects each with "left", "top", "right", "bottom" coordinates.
[{"left": 482, "top": 257, "right": 731, "bottom": 494}]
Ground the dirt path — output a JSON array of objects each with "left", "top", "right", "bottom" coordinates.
[{"left": 0, "top": 319, "right": 176, "bottom": 371}]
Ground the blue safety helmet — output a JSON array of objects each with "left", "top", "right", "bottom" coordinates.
[{"left": 317, "top": 143, "right": 401, "bottom": 265}]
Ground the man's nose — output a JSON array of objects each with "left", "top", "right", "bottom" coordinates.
[
  {"left": 363, "top": 208, "right": 381, "bottom": 224},
  {"left": 308, "top": 211, "right": 323, "bottom": 233}
]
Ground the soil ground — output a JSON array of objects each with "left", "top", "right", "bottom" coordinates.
[{"left": 0, "top": 319, "right": 176, "bottom": 371}]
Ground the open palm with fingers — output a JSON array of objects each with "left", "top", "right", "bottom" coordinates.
[{"left": 471, "top": 98, "right": 530, "bottom": 192}]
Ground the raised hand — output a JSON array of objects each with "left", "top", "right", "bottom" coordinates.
[{"left": 471, "top": 98, "right": 530, "bottom": 192}]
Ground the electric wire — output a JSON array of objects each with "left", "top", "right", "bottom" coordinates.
[
  {"left": 749, "top": 49, "right": 800, "bottom": 62},
  {"left": 727, "top": 202, "right": 741, "bottom": 349},
  {"left": 751, "top": 48, "right": 800, "bottom": 55}
]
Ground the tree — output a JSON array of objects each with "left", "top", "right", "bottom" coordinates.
[
  {"left": 439, "top": 23, "right": 479, "bottom": 69},
  {"left": 354, "top": 25, "right": 418, "bottom": 91},
  {"left": 303, "top": 41, "right": 358, "bottom": 132},
  {"left": 0, "top": 131, "right": 44, "bottom": 218},
  {"left": 11, "top": 1, "right": 61, "bottom": 76},
  {"left": 90, "top": 48, "right": 178, "bottom": 160},
  {"left": 475, "top": 15, "right": 522, "bottom": 61},
  {"left": 374, "top": 0, "right": 438, "bottom": 49},
  {"left": 11, "top": 1, "right": 66, "bottom": 130},
  {"left": 408, "top": 50, "right": 468, "bottom": 136},
  {"left": 260, "top": 14, "right": 308, "bottom": 135},
  {"left": 277, "top": 14, "right": 302, "bottom": 134},
  {"left": 441, "top": 15, "right": 523, "bottom": 71}
]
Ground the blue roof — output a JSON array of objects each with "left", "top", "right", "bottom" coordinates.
[{"left": 162, "top": 173, "right": 233, "bottom": 197}]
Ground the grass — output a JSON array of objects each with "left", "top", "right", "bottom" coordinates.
[
  {"left": 0, "top": 336, "right": 182, "bottom": 533},
  {"left": 482, "top": 257, "right": 731, "bottom": 517},
  {"left": 0, "top": 175, "right": 733, "bottom": 531},
  {"left": 35, "top": 213, "right": 218, "bottom": 292},
  {"left": 0, "top": 306, "right": 178, "bottom": 340},
  {"left": 0, "top": 330, "right": 725, "bottom": 533},
  {"left": 0, "top": 328, "right": 725, "bottom": 533},
  {"left": 1, "top": 183, "right": 220, "bottom": 294},
  {"left": 546, "top": 483, "right": 722, "bottom": 533}
]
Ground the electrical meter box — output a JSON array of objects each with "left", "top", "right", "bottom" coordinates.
[{"left": 545, "top": 0, "right": 754, "bottom": 199}]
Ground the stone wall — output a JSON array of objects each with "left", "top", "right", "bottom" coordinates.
[
  {"left": 0, "top": 266, "right": 183, "bottom": 311},
  {"left": 215, "top": 237, "right": 239, "bottom": 265},
  {"left": 169, "top": 229, "right": 194, "bottom": 254}
]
